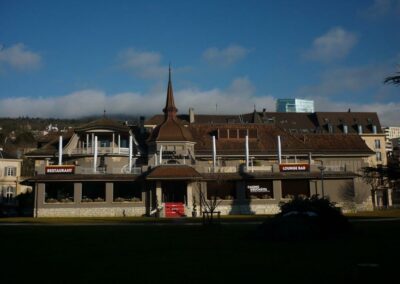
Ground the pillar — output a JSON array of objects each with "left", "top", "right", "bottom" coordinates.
[
  {"left": 37, "top": 183, "right": 46, "bottom": 206},
  {"left": 156, "top": 181, "right": 162, "bottom": 206},
  {"left": 106, "top": 182, "right": 113, "bottom": 203},
  {"left": 74, "top": 183, "right": 82, "bottom": 204},
  {"left": 187, "top": 182, "right": 193, "bottom": 214},
  {"left": 273, "top": 180, "right": 282, "bottom": 201}
]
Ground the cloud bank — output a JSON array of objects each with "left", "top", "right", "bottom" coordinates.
[
  {"left": 303, "top": 27, "right": 358, "bottom": 62},
  {"left": 0, "top": 43, "right": 42, "bottom": 71},
  {"left": 0, "top": 77, "right": 398, "bottom": 126}
]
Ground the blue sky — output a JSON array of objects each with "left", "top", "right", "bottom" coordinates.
[{"left": 0, "top": 0, "right": 399, "bottom": 125}]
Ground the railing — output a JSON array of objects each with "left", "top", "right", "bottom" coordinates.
[
  {"left": 324, "top": 165, "right": 346, "bottom": 172},
  {"left": 70, "top": 147, "right": 130, "bottom": 155},
  {"left": 244, "top": 165, "right": 273, "bottom": 172},
  {"left": 75, "top": 166, "right": 142, "bottom": 175}
]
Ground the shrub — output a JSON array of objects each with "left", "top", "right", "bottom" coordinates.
[{"left": 257, "top": 195, "right": 350, "bottom": 241}]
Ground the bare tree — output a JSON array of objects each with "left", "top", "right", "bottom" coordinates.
[
  {"left": 362, "top": 166, "right": 389, "bottom": 208},
  {"left": 198, "top": 186, "right": 222, "bottom": 225}
]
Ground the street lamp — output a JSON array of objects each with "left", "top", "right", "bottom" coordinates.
[{"left": 318, "top": 162, "right": 326, "bottom": 198}]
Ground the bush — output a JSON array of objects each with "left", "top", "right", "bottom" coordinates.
[{"left": 257, "top": 195, "right": 350, "bottom": 241}]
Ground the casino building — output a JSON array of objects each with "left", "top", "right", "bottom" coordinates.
[{"left": 26, "top": 71, "right": 382, "bottom": 217}]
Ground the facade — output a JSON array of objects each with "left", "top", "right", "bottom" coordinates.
[
  {"left": 26, "top": 72, "right": 387, "bottom": 218},
  {"left": 276, "top": 98, "right": 315, "bottom": 113},
  {"left": 0, "top": 150, "right": 31, "bottom": 207},
  {"left": 383, "top": 126, "right": 400, "bottom": 152}
]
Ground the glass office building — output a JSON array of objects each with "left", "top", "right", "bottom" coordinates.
[{"left": 276, "top": 99, "right": 314, "bottom": 113}]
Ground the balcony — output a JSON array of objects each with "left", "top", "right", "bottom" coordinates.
[
  {"left": 75, "top": 166, "right": 142, "bottom": 175},
  {"left": 70, "top": 147, "right": 130, "bottom": 155}
]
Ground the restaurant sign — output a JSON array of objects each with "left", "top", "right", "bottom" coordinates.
[
  {"left": 279, "top": 164, "right": 309, "bottom": 172},
  {"left": 247, "top": 185, "right": 270, "bottom": 193},
  {"left": 45, "top": 165, "right": 75, "bottom": 174}
]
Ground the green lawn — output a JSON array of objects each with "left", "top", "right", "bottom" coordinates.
[{"left": 1, "top": 220, "right": 399, "bottom": 284}]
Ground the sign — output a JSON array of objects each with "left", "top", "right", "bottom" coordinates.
[
  {"left": 247, "top": 185, "right": 270, "bottom": 193},
  {"left": 279, "top": 164, "right": 309, "bottom": 172},
  {"left": 45, "top": 165, "right": 75, "bottom": 174}
]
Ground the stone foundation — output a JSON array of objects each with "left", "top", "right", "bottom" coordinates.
[{"left": 37, "top": 206, "right": 146, "bottom": 217}]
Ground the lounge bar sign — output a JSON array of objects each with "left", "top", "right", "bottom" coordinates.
[
  {"left": 279, "top": 164, "right": 309, "bottom": 172},
  {"left": 45, "top": 165, "right": 75, "bottom": 174}
]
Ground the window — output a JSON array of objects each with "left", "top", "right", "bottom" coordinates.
[
  {"left": 207, "top": 181, "right": 236, "bottom": 200},
  {"left": 238, "top": 129, "right": 247, "bottom": 138},
  {"left": 5, "top": 167, "right": 17, "bottom": 177},
  {"left": 114, "top": 182, "right": 142, "bottom": 202},
  {"left": 218, "top": 129, "right": 228, "bottom": 139},
  {"left": 376, "top": 152, "right": 382, "bottom": 162},
  {"left": 374, "top": 139, "right": 381, "bottom": 149},
  {"left": 82, "top": 182, "right": 106, "bottom": 202},
  {"left": 281, "top": 180, "right": 310, "bottom": 199},
  {"left": 246, "top": 181, "right": 273, "bottom": 199},
  {"left": 45, "top": 182, "right": 74, "bottom": 203}
]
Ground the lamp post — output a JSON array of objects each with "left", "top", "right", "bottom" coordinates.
[{"left": 318, "top": 162, "right": 326, "bottom": 198}]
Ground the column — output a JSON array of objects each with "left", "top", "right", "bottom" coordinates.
[
  {"left": 156, "top": 181, "right": 163, "bottom": 217},
  {"left": 112, "top": 133, "right": 115, "bottom": 153},
  {"left": 273, "top": 180, "right": 282, "bottom": 201},
  {"left": 187, "top": 182, "right": 193, "bottom": 210},
  {"left": 91, "top": 133, "right": 95, "bottom": 154},
  {"left": 37, "top": 183, "right": 46, "bottom": 206},
  {"left": 74, "top": 183, "right": 82, "bottom": 204},
  {"left": 156, "top": 181, "right": 162, "bottom": 206},
  {"left": 388, "top": 188, "right": 393, "bottom": 207},
  {"left": 106, "top": 183, "right": 113, "bottom": 203}
]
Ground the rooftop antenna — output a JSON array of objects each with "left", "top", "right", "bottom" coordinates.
[
  {"left": 254, "top": 104, "right": 256, "bottom": 111},
  {"left": 103, "top": 109, "right": 106, "bottom": 118}
]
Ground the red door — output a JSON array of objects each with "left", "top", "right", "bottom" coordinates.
[{"left": 165, "top": 202, "right": 185, "bottom": 217}]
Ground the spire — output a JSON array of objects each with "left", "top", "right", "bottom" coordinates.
[{"left": 163, "top": 65, "right": 178, "bottom": 119}]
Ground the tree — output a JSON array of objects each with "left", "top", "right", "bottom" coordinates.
[
  {"left": 384, "top": 69, "right": 400, "bottom": 85},
  {"left": 362, "top": 166, "right": 390, "bottom": 208},
  {"left": 198, "top": 185, "right": 222, "bottom": 225}
]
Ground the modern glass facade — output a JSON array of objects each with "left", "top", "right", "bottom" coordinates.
[{"left": 276, "top": 99, "right": 314, "bottom": 113}]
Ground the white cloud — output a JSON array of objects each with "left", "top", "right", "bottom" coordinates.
[
  {"left": 303, "top": 27, "right": 358, "bottom": 62},
  {"left": 361, "top": 0, "right": 400, "bottom": 18},
  {"left": 0, "top": 77, "right": 274, "bottom": 118},
  {"left": 299, "top": 63, "right": 391, "bottom": 96},
  {"left": 0, "top": 43, "right": 42, "bottom": 71},
  {"left": 117, "top": 48, "right": 167, "bottom": 79},
  {"left": 0, "top": 77, "right": 397, "bottom": 126},
  {"left": 203, "top": 45, "right": 250, "bottom": 66},
  {"left": 313, "top": 96, "right": 400, "bottom": 126}
]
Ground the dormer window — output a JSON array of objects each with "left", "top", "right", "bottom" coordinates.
[
  {"left": 358, "top": 125, "right": 363, "bottom": 134},
  {"left": 343, "top": 124, "right": 348, "bottom": 134}
]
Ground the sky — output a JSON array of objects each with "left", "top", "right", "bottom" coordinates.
[{"left": 0, "top": 0, "right": 399, "bottom": 125}]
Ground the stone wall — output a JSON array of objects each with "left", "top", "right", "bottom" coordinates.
[{"left": 37, "top": 206, "right": 146, "bottom": 217}]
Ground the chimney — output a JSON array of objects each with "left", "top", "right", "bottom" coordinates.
[{"left": 189, "top": 108, "right": 195, "bottom": 124}]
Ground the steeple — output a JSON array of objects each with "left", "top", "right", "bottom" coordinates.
[{"left": 163, "top": 65, "right": 178, "bottom": 119}]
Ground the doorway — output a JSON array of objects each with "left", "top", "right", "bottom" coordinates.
[{"left": 162, "top": 181, "right": 187, "bottom": 217}]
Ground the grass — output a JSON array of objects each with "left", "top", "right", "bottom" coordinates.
[
  {"left": 1, "top": 220, "right": 400, "bottom": 284},
  {"left": 1, "top": 208, "right": 400, "bottom": 224}
]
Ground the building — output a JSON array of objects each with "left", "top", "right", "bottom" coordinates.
[
  {"left": 0, "top": 150, "right": 32, "bottom": 213},
  {"left": 276, "top": 98, "right": 314, "bottom": 113},
  {"left": 383, "top": 126, "right": 400, "bottom": 152},
  {"left": 25, "top": 71, "right": 388, "bottom": 217}
]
